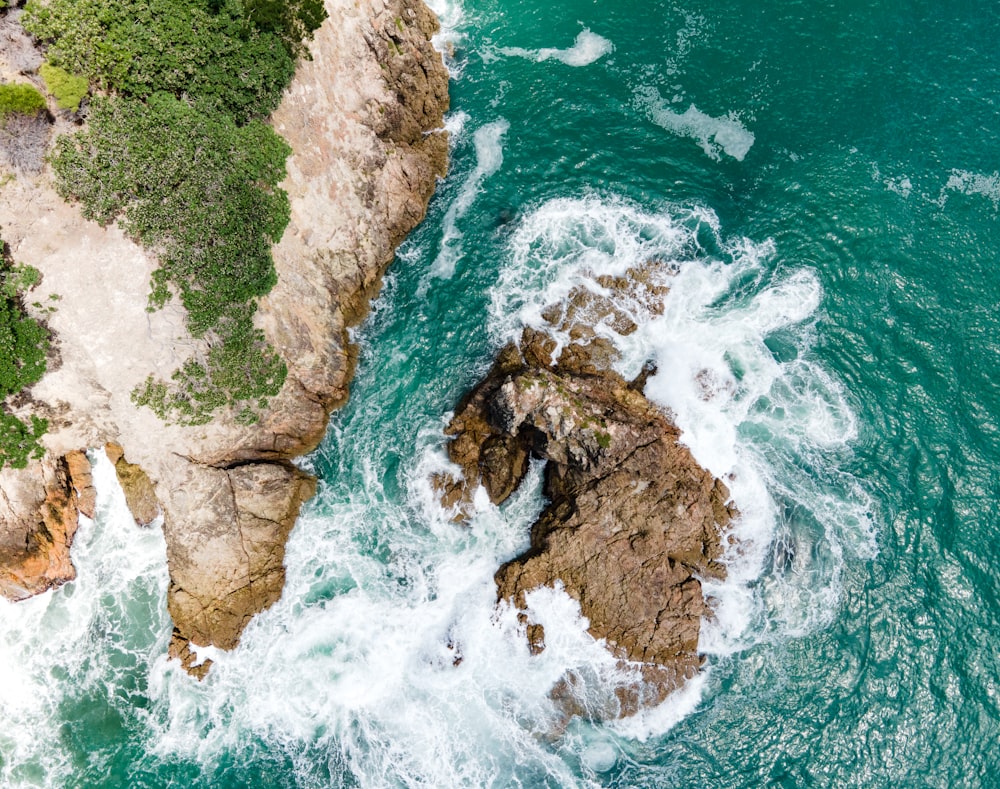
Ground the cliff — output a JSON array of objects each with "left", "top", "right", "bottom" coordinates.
[{"left": 0, "top": 0, "right": 448, "bottom": 675}]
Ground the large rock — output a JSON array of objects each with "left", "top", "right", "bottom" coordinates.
[
  {"left": 164, "top": 460, "right": 317, "bottom": 678},
  {"left": 0, "top": 0, "right": 449, "bottom": 673},
  {"left": 439, "top": 266, "right": 736, "bottom": 717},
  {"left": 0, "top": 451, "right": 91, "bottom": 600}
]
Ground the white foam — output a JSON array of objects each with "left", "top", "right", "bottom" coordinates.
[
  {"left": 500, "top": 29, "right": 614, "bottom": 67},
  {"left": 137, "top": 197, "right": 873, "bottom": 779},
  {"left": 886, "top": 175, "right": 913, "bottom": 198},
  {"left": 422, "top": 118, "right": 509, "bottom": 289},
  {"left": 424, "top": 0, "right": 466, "bottom": 77},
  {"left": 942, "top": 168, "right": 1000, "bottom": 207},
  {"left": 489, "top": 194, "right": 875, "bottom": 666},
  {"left": 143, "top": 371, "right": 715, "bottom": 785},
  {"left": 611, "top": 672, "right": 708, "bottom": 742},
  {"left": 146, "top": 482, "right": 619, "bottom": 787},
  {"left": 0, "top": 194, "right": 878, "bottom": 783},
  {"left": 635, "top": 85, "right": 755, "bottom": 161},
  {"left": 443, "top": 109, "right": 470, "bottom": 141},
  {"left": 0, "top": 449, "right": 169, "bottom": 788}
]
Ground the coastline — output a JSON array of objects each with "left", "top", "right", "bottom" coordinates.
[{"left": 0, "top": 0, "right": 449, "bottom": 674}]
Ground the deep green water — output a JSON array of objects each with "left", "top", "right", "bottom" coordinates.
[{"left": 3, "top": 0, "right": 1000, "bottom": 786}]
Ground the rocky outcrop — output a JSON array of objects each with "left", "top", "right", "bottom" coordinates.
[
  {"left": 104, "top": 443, "right": 160, "bottom": 526},
  {"left": 438, "top": 268, "right": 735, "bottom": 717},
  {"left": 164, "top": 460, "right": 317, "bottom": 678},
  {"left": 0, "top": 450, "right": 91, "bottom": 600},
  {"left": 0, "top": 0, "right": 448, "bottom": 673}
]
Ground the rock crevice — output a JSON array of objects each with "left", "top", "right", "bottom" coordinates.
[{"left": 438, "top": 269, "right": 736, "bottom": 716}]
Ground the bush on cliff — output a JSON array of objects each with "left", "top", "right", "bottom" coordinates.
[
  {"left": 25, "top": 0, "right": 327, "bottom": 424},
  {"left": 0, "top": 244, "right": 49, "bottom": 470},
  {"left": 39, "top": 62, "right": 88, "bottom": 111},
  {"left": 244, "top": 0, "right": 327, "bottom": 58},
  {"left": 0, "top": 83, "right": 46, "bottom": 117},
  {"left": 23, "top": 0, "right": 297, "bottom": 123},
  {"left": 53, "top": 93, "right": 290, "bottom": 423}
]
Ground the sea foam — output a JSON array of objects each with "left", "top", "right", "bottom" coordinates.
[
  {"left": 942, "top": 169, "right": 1000, "bottom": 207},
  {"left": 424, "top": 0, "right": 467, "bottom": 77},
  {"left": 0, "top": 450, "right": 169, "bottom": 789},
  {"left": 490, "top": 195, "right": 875, "bottom": 663},
  {"left": 635, "top": 85, "right": 755, "bottom": 161},
  {"left": 500, "top": 29, "right": 614, "bottom": 67},
  {"left": 422, "top": 118, "right": 510, "bottom": 290}
]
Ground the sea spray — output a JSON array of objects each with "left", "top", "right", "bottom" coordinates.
[
  {"left": 634, "top": 85, "right": 755, "bottom": 162},
  {"left": 423, "top": 118, "right": 510, "bottom": 288},
  {"left": 148, "top": 455, "right": 618, "bottom": 788},
  {"left": 490, "top": 195, "right": 874, "bottom": 661},
  {"left": 499, "top": 29, "right": 614, "bottom": 67},
  {"left": 425, "top": 0, "right": 467, "bottom": 76},
  {"left": 0, "top": 449, "right": 169, "bottom": 788}
]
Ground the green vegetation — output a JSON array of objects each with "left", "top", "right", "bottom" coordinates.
[
  {"left": 0, "top": 244, "right": 49, "bottom": 470},
  {"left": 23, "top": 0, "right": 322, "bottom": 123},
  {"left": 132, "top": 307, "right": 286, "bottom": 425},
  {"left": 39, "top": 63, "right": 88, "bottom": 111},
  {"left": 23, "top": 0, "right": 328, "bottom": 424},
  {"left": 244, "top": 0, "right": 327, "bottom": 58},
  {"left": 54, "top": 93, "right": 291, "bottom": 424},
  {"left": 0, "top": 83, "right": 46, "bottom": 117}
]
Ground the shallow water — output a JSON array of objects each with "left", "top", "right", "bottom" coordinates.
[{"left": 3, "top": 0, "right": 1000, "bottom": 785}]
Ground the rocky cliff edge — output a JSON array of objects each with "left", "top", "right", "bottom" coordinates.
[{"left": 0, "top": 0, "right": 449, "bottom": 676}]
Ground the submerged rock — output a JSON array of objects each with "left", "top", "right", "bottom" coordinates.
[{"left": 438, "top": 263, "right": 735, "bottom": 717}]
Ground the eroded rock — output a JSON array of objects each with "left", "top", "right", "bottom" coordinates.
[
  {"left": 0, "top": 450, "right": 91, "bottom": 600},
  {"left": 165, "top": 459, "right": 317, "bottom": 676},
  {"left": 439, "top": 264, "right": 735, "bottom": 717},
  {"left": 105, "top": 443, "right": 160, "bottom": 526}
]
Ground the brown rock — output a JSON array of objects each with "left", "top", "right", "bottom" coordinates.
[
  {"left": 0, "top": 454, "right": 86, "bottom": 600},
  {"left": 114, "top": 457, "right": 160, "bottom": 526},
  {"left": 64, "top": 449, "right": 95, "bottom": 519},
  {"left": 168, "top": 628, "right": 212, "bottom": 680},
  {"left": 163, "top": 460, "right": 317, "bottom": 672},
  {"left": 440, "top": 262, "right": 736, "bottom": 718},
  {"left": 159, "top": 0, "right": 449, "bottom": 672},
  {"left": 104, "top": 442, "right": 161, "bottom": 525}
]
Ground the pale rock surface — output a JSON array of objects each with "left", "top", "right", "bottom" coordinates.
[{"left": 0, "top": 0, "right": 448, "bottom": 673}]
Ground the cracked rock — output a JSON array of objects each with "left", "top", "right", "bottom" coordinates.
[{"left": 437, "top": 262, "right": 737, "bottom": 718}]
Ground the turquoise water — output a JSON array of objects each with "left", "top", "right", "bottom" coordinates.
[{"left": 3, "top": 0, "right": 1000, "bottom": 785}]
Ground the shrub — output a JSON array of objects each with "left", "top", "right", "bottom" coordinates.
[
  {"left": 39, "top": 62, "right": 88, "bottom": 111},
  {"left": 0, "top": 82, "right": 46, "bottom": 116},
  {"left": 26, "top": 0, "right": 316, "bottom": 423},
  {"left": 23, "top": 0, "right": 297, "bottom": 123},
  {"left": 52, "top": 93, "right": 290, "bottom": 420},
  {"left": 0, "top": 243, "right": 49, "bottom": 470},
  {"left": 132, "top": 308, "right": 286, "bottom": 425},
  {"left": 244, "top": 0, "right": 326, "bottom": 58},
  {"left": 0, "top": 296, "right": 47, "bottom": 397},
  {"left": 0, "top": 413, "right": 48, "bottom": 469}
]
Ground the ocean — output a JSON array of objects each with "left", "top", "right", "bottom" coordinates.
[{"left": 2, "top": 0, "right": 999, "bottom": 785}]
